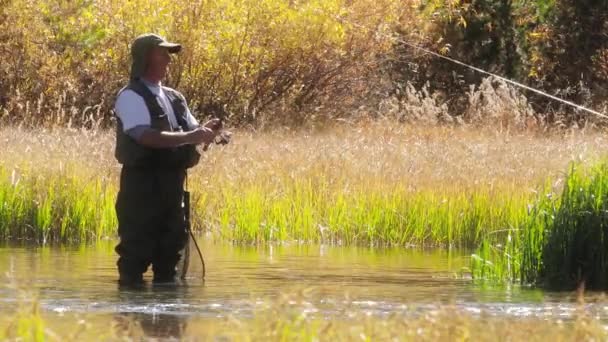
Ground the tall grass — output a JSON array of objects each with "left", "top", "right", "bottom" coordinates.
[
  {"left": 473, "top": 162, "right": 608, "bottom": 290},
  {"left": 210, "top": 185, "right": 531, "bottom": 246},
  {"left": 0, "top": 166, "right": 116, "bottom": 243},
  {"left": 0, "top": 163, "right": 532, "bottom": 247},
  {"left": 0, "top": 125, "right": 604, "bottom": 246}
]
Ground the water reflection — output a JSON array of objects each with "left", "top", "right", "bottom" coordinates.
[
  {"left": 114, "top": 312, "right": 187, "bottom": 339},
  {"left": 114, "top": 284, "right": 190, "bottom": 339}
]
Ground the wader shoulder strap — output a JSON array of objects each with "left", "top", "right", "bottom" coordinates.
[
  {"left": 127, "top": 80, "right": 173, "bottom": 131},
  {"left": 163, "top": 87, "right": 191, "bottom": 131},
  {"left": 127, "top": 80, "right": 165, "bottom": 120}
]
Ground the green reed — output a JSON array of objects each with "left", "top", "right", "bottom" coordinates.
[
  {"left": 205, "top": 183, "right": 531, "bottom": 247},
  {"left": 0, "top": 166, "right": 117, "bottom": 243},
  {"left": 473, "top": 161, "right": 608, "bottom": 290},
  {"left": 0, "top": 164, "right": 533, "bottom": 248}
]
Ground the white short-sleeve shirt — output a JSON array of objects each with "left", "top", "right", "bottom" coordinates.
[{"left": 115, "top": 81, "right": 199, "bottom": 134}]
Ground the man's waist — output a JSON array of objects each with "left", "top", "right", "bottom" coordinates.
[{"left": 121, "top": 164, "right": 188, "bottom": 174}]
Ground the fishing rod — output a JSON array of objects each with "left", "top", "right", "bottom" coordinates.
[{"left": 333, "top": 16, "right": 608, "bottom": 120}]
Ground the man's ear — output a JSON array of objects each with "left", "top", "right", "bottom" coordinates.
[{"left": 142, "top": 52, "right": 151, "bottom": 73}]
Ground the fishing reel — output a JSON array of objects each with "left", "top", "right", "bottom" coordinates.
[
  {"left": 202, "top": 117, "right": 232, "bottom": 151},
  {"left": 208, "top": 118, "right": 231, "bottom": 145},
  {"left": 214, "top": 132, "right": 231, "bottom": 145}
]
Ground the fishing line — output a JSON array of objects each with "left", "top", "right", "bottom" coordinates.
[
  {"left": 181, "top": 174, "right": 206, "bottom": 281},
  {"left": 334, "top": 16, "right": 608, "bottom": 120}
]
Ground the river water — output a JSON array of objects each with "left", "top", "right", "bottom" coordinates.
[{"left": 1, "top": 240, "right": 607, "bottom": 338}]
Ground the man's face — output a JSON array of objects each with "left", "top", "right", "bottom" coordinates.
[{"left": 145, "top": 47, "right": 171, "bottom": 80}]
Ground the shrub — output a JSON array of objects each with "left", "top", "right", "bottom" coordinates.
[{"left": 0, "top": 0, "right": 397, "bottom": 127}]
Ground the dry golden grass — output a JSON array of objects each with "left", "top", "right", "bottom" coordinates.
[
  {"left": 2, "top": 124, "right": 605, "bottom": 189},
  {"left": 204, "top": 124, "right": 607, "bottom": 190}
]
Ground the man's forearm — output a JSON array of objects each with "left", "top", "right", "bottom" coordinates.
[{"left": 136, "top": 129, "right": 195, "bottom": 148}]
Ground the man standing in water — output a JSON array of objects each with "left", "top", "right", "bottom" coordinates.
[{"left": 114, "top": 33, "right": 221, "bottom": 286}]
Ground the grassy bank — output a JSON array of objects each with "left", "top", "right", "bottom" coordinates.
[{"left": 0, "top": 125, "right": 605, "bottom": 247}]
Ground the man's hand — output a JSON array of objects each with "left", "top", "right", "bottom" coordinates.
[
  {"left": 186, "top": 127, "right": 218, "bottom": 145},
  {"left": 203, "top": 118, "right": 223, "bottom": 132}
]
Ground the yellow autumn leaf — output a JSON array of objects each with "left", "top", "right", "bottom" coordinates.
[{"left": 528, "top": 32, "right": 544, "bottom": 39}]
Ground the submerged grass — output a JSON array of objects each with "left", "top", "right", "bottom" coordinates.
[
  {"left": 0, "top": 125, "right": 605, "bottom": 247},
  {"left": 2, "top": 289, "right": 608, "bottom": 341}
]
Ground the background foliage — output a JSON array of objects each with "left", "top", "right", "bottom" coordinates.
[
  {"left": 391, "top": 0, "right": 608, "bottom": 126},
  {"left": 0, "top": 0, "right": 606, "bottom": 127},
  {"left": 0, "top": 0, "right": 397, "bottom": 127}
]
